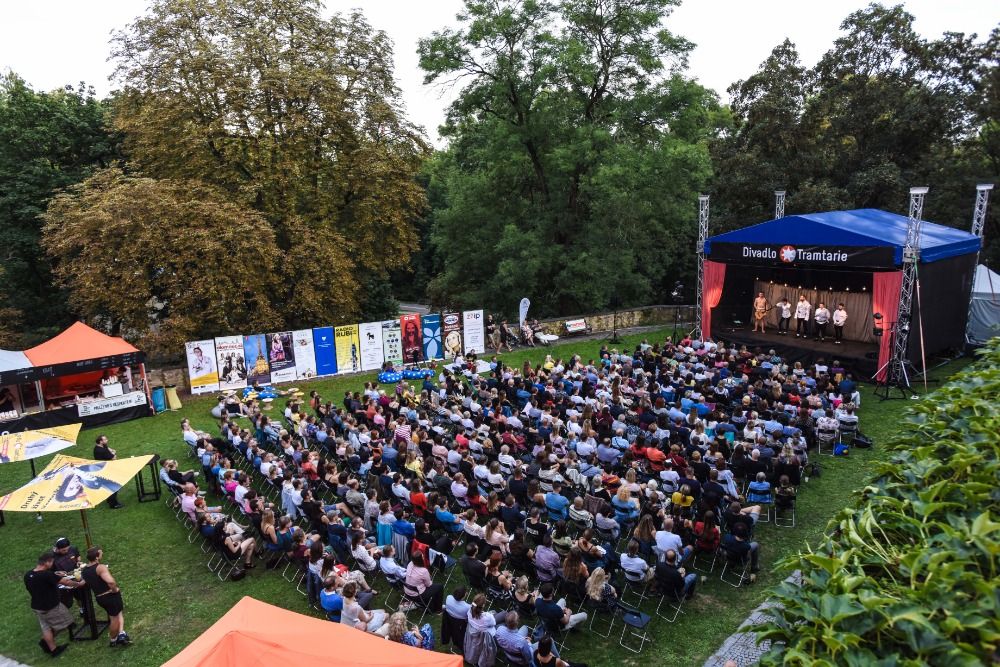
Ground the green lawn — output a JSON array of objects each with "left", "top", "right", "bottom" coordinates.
[{"left": 0, "top": 329, "right": 970, "bottom": 666}]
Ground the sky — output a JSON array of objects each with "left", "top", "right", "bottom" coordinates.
[{"left": 1, "top": 1, "right": 997, "bottom": 146}]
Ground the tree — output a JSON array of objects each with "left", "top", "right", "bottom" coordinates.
[
  {"left": 110, "top": 0, "right": 429, "bottom": 327},
  {"left": 0, "top": 73, "right": 119, "bottom": 339},
  {"left": 41, "top": 169, "right": 281, "bottom": 356}
]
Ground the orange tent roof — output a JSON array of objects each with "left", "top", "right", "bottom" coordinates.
[
  {"left": 23, "top": 322, "right": 140, "bottom": 367},
  {"left": 162, "top": 597, "right": 463, "bottom": 667}
]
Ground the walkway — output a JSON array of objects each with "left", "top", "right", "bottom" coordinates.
[{"left": 0, "top": 656, "right": 30, "bottom": 667}]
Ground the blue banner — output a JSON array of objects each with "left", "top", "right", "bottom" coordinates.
[
  {"left": 312, "top": 326, "right": 338, "bottom": 376},
  {"left": 422, "top": 313, "right": 442, "bottom": 360}
]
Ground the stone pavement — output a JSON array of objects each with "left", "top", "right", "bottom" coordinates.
[{"left": 0, "top": 656, "right": 30, "bottom": 667}]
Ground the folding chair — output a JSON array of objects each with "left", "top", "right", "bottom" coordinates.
[
  {"left": 618, "top": 571, "right": 651, "bottom": 608},
  {"left": 207, "top": 541, "right": 244, "bottom": 582},
  {"left": 719, "top": 548, "right": 751, "bottom": 588},
  {"left": 585, "top": 595, "right": 619, "bottom": 638},
  {"left": 401, "top": 583, "right": 433, "bottom": 627},
  {"left": 691, "top": 545, "right": 719, "bottom": 573},
  {"left": 774, "top": 490, "right": 797, "bottom": 528},
  {"left": 654, "top": 589, "right": 685, "bottom": 623},
  {"left": 816, "top": 427, "right": 838, "bottom": 456},
  {"left": 618, "top": 607, "right": 653, "bottom": 654}
]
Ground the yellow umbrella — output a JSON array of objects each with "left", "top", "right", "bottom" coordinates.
[{"left": 0, "top": 424, "right": 82, "bottom": 464}]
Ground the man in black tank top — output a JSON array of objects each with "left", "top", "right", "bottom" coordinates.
[{"left": 81, "top": 546, "right": 131, "bottom": 647}]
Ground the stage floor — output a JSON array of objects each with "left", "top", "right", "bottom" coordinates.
[{"left": 715, "top": 327, "right": 879, "bottom": 378}]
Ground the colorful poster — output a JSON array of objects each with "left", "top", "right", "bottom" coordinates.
[
  {"left": 215, "top": 336, "right": 248, "bottom": 391},
  {"left": 0, "top": 453, "right": 153, "bottom": 512},
  {"left": 381, "top": 320, "right": 402, "bottom": 365},
  {"left": 0, "top": 424, "right": 81, "bottom": 464},
  {"left": 185, "top": 340, "right": 219, "bottom": 394},
  {"left": 442, "top": 312, "right": 463, "bottom": 359},
  {"left": 359, "top": 322, "right": 384, "bottom": 371},
  {"left": 312, "top": 327, "right": 337, "bottom": 376},
  {"left": 243, "top": 334, "right": 272, "bottom": 385},
  {"left": 293, "top": 329, "right": 317, "bottom": 380},
  {"left": 463, "top": 309, "right": 486, "bottom": 354},
  {"left": 334, "top": 324, "right": 361, "bottom": 374},
  {"left": 267, "top": 331, "right": 296, "bottom": 383},
  {"left": 422, "top": 313, "right": 442, "bottom": 360},
  {"left": 400, "top": 314, "right": 424, "bottom": 364}
]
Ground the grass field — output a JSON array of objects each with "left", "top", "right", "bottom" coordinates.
[{"left": 0, "top": 329, "right": 969, "bottom": 666}]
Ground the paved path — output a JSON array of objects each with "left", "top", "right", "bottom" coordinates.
[{"left": 0, "top": 656, "right": 31, "bottom": 667}]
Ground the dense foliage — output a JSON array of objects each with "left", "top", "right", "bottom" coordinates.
[{"left": 754, "top": 339, "right": 1000, "bottom": 665}]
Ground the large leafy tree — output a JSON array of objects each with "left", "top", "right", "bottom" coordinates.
[
  {"left": 419, "top": 0, "right": 722, "bottom": 315},
  {"left": 110, "top": 0, "right": 429, "bottom": 325}
]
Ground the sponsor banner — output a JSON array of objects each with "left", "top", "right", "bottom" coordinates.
[
  {"left": 422, "top": 314, "right": 442, "bottom": 360},
  {"left": 292, "top": 330, "right": 317, "bottom": 380},
  {"left": 442, "top": 312, "right": 463, "bottom": 359},
  {"left": 709, "top": 242, "right": 895, "bottom": 268},
  {"left": 77, "top": 391, "right": 147, "bottom": 417},
  {"left": 565, "top": 319, "right": 588, "bottom": 333},
  {"left": 0, "top": 424, "right": 81, "bottom": 463},
  {"left": 0, "top": 453, "right": 153, "bottom": 512},
  {"left": 214, "top": 336, "right": 248, "bottom": 391},
  {"left": 519, "top": 298, "right": 530, "bottom": 327},
  {"left": 382, "top": 320, "right": 403, "bottom": 366},
  {"left": 185, "top": 340, "right": 219, "bottom": 394},
  {"left": 359, "top": 322, "right": 385, "bottom": 372},
  {"left": 312, "top": 327, "right": 338, "bottom": 376},
  {"left": 267, "top": 331, "right": 296, "bottom": 383},
  {"left": 335, "top": 325, "right": 361, "bottom": 374},
  {"left": 463, "top": 309, "right": 486, "bottom": 354},
  {"left": 400, "top": 314, "right": 423, "bottom": 364},
  {"left": 243, "top": 334, "right": 272, "bottom": 385}
]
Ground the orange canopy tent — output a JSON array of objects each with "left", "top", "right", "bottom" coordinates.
[
  {"left": 24, "top": 321, "right": 140, "bottom": 366},
  {"left": 162, "top": 597, "right": 463, "bottom": 667}
]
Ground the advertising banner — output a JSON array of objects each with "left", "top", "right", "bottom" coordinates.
[
  {"left": 400, "top": 314, "right": 423, "bottom": 364},
  {"left": 382, "top": 320, "right": 403, "bottom": 366},
  {"left": 0, "top": 424, "right": 81, "bottom": 464},
  {"left": 312, "top": 327, "right": 337, "bottom": 376},
  {"left": 185, "top": 340, "right": 219, "bottom": 394},
  {"left": 708, "top": 242, "right": 896, "bottom": 269},
  {"left": 267, "top": 331, "right": 297, "bottom": 383},
  {"left": 422, "top": 313, "right": 442, "bottom": 360},
  {"left": 335, "top": 325, "right": 361, "bottom": 374},
  {"left": 77, "top": 391, "right": 147, "bottom": 417},
  {"left": 293, "top": 330, "right": 316, "bottom": 380},
  {"left": 243, "top": 334, "right": 272, "bottom": 385},
  {"left": 214, "top": 336, "right": 248, "bottom": 391},
  {"left": 519, "top": 298, "right": 530, "bottom": 327},
  {"left": 463, "top": 309, "right": 486, "bottom": 354},
  {"left": 442, "top": 312, "right": 463, "bottom": 359},
  {"left": 0, "top": 453, "right": 153, "bottom": 512},
  {"left": 359, "top": 322, "right": 385, "bottom": 371}
]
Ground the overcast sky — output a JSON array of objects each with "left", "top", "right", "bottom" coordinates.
[{"left": 1, "top": 1, "right": 997, "bottom": 146}]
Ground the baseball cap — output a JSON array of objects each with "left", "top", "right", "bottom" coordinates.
[{"left": 54, "top": 537, "right": 71, "bottom": 549}]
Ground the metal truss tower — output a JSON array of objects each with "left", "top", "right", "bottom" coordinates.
[
  {"left": 693, "top": 195, "right": 710, "bottom": 340},
  {"left": 774, "top": 190, "right": 786, "bottom": 219},
  {"left": 965, "top": 184, "right": 993, "bottom": 344}
]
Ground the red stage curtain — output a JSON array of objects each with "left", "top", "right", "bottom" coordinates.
[
  {"left": 702, "top": 260, "right": 727, "bottom": 340},
  {"left": 873, "top": 270, "right": 903, "bottom": 381}
]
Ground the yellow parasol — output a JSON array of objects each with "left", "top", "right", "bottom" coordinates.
[{"left": 0, "top": 424, "right": 82, "bottom": 464}]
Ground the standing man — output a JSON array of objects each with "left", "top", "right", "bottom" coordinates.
[
  {"left": 93, "top": 435, "right": 124, "bottom": 509},
  {"left": 25, "top": 551, "right": 84, "bottom": 657},
  {"left": 752, "top": 292, "right": 769, "bottom": 333},
  {"left": 794, "top": 295, "right": 812, "bottom": 338},
  {"left": 776, "top": 297, "right": 792, "bottom": 335},
  {"left": 81, "top": 546, "right": 131, "bottom": 647},
  {"left": 832, "top": 303, "right": 848, "bottom": 344},
  {"left": 814, "top": 303, "right": 831, "bottom": 342}
]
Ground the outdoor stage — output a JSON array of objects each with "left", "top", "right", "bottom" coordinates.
[{"left": 717, "top": 328, "right": 878, "bottom": 377}]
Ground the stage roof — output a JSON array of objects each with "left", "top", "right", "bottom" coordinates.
[
  {"left": 24, "top": 322, "right": 140, "bottom": 367},
  {"left": 704, "top": 209, "right": 981, "bottom": 265}
]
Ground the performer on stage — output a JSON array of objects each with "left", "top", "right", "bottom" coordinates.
[
  {"left": 814, "top": 302, "right": 831, "bottom": 342},
  {"left": 832, "top": 303, "right": 848, "bottom": 345},
  {"left": 776, "top": 297, "right": 792, "bottom": 335},
  {"left": 794, "top": 295, "right": 811, "bottom": 338},
  {"left": 752, "top": 292, "right": 769, "bottom": 333}
]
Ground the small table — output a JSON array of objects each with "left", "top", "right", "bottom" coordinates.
[
  {"left": 63, "top": 580, "right": 109, "bottom": 641},
  {"left": 135, "top": 454, "right": 162, "bottom": 503}
]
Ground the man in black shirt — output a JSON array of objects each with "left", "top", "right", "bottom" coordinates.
[
  {"left": 93, "top": 435, "right": 123, "bottom": 509},
  {"left": 654, "top": 549, "right": 698, "bottom": 601},
  {"left": 523, "top": 508, "right": 549, "bottom": 548},
  {"left": 25, "top": 552, "right": 83, "bottom": 656},
  {"left": 460, "top": 542, "right": 487, "bottom": 587}
]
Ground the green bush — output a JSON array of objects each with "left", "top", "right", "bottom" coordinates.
[{"left": 755, "top": 339, "right": 1000, "bottom": 666}]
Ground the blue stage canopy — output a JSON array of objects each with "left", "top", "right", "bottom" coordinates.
[{"left": 704, "top": 209, "right": 981, "bottom": 267}]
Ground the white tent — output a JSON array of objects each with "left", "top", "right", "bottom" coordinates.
[{"left": 968, "top": 264, "right": 1000, "bottom": 345}]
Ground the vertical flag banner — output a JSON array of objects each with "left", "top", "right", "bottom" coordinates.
[
  {"left": 422, "top": 313, "right": 442, "bottom": 360},
  {"left": 463, "top": 309, "right": 486, "bottom": 354},
  {"left": 312, "top": 327, "right": 337, "bottom": 376},
  {"left": 400, "top": 314, "right": 424, "bottom": 364},
  {"left": 382, "top": 320, "right": 403, "bottom": 365},
  {"left": 442, "top": 312, "right": 463, "bottom": 359},
  {"left": 292, "top": 330, "right": 316, "bottom": 380},
  {"left": 334, "top": 325, "right": 361, "bottom": 374},
  {"left": 267, "top": 331, "right": 297, "bottom": 383},
  {"left": 185, "top": 340, "right": 220, "bottom": 394},
  {"left": 215, "top": 336, "right": 248, "bottom": 391},
  {"left": 243, "top": 334, "right": 272, "bottom": 385},
  {"left": 358, "top": 322, "right": 385, "bottom": 371},
  {"left": 519, "top": 297, "right": 531, "bottom": 327}
]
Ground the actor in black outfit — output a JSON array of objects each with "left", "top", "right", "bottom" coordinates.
[{"left": 93, "top": 435, "right": 124, "bottom": 509}]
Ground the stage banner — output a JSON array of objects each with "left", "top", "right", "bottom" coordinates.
[
  {"left": 312, "top": 327, "right": 338, "bottom": 376},
  {"left": 293, "top": 329, "right": 317, "bottom": 380},
  {"left": 422, "top": 313, "right": 443, "bottom": 360},
  {"left": 215, "top": 335, "right": 248, "bottom": 391},
  {"left": 358, "top": 322, "right": 385, "bottom": 371},
  {"left": 0, "top": 453, "right": 153, "bottom": 512},
  {"left": 708, "top": 242, "right": 895, "bottom": 269},
  {"left": 463, "top": 309, "right": 486, "bottom": 354},
  {"left": 185, "top": 340, "right": 219, "bottom": 394},
  {"left": 400, "top": 314, "right": 424, "bottom": 364},
  {"left": 267, "top": 332, "right": 297, "bottom": 383},
  {"left": 382, "top": 320, "right": 403, "bottom": 365},
  {"left": 243, "top": 334, "right": 272, "bottom": 385},
  {"left": 335, "top": 325, "right": 361, "bottom": 374},
  {"left": 442, "top": 312, "right": 463, "bottom": 359},
  {"left": 0, "top": 424, "right": 81, "bottom": 464}
]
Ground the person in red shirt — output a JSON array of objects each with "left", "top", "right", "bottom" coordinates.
[
  {"left": 646, "top": 444, "right": 667, "bottom": 472},
  {"left": 409, "top": 480, "right": 428, "bottom": 517}
]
